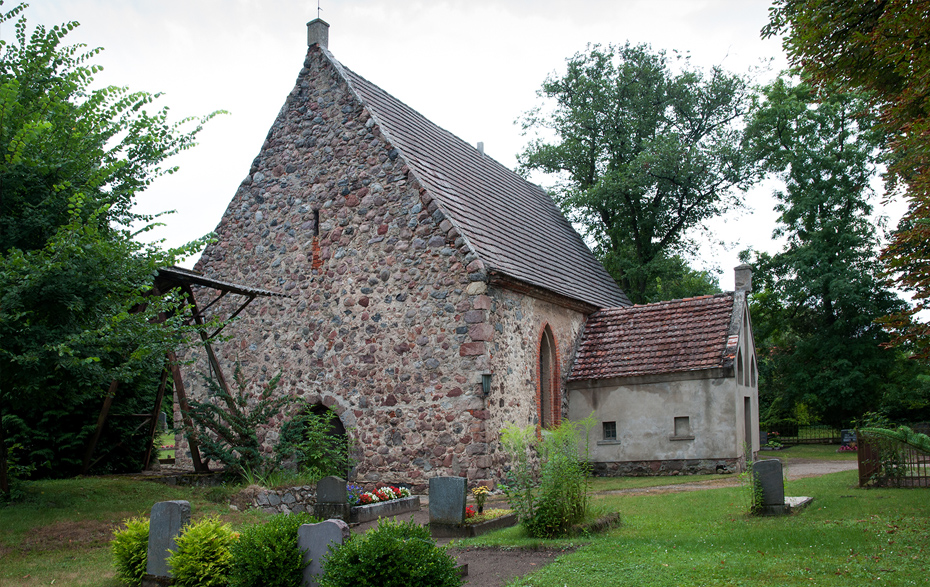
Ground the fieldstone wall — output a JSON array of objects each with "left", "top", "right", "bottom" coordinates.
[
  {"left": 176, "top": 45, "right": 587, "bottom": 491},
  {"left": 250, "top": 486, "right": 317, "bottom": 515},
  {"left": 479, "top": 286, "right": 588, "bottom": 480}
]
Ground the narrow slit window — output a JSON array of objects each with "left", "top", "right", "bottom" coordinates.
[
  {"left": 313, "top": 209, "right": 320, "bottom": 236},
  {"left": 603, "top": 421, "right": 617, "bottom": 441}
]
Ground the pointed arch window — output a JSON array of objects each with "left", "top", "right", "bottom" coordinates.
[{"left": 538, "top": 325, "right": 560, "bottom": 429}]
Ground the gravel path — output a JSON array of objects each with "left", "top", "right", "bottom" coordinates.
[{"left": 784, "top": 458, "right": 858, "bottom": 479}]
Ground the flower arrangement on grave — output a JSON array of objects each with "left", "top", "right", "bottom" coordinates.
[
  {"left": 471, "top": 485, "right": 489, "bottom": 513},
  {"left": 837, "top": 443, "right": 858, "bottom": 452},
  {"left": 355, "top": 485, "right": 412, "bottom": 506},
  {"left": 463, "top": 508, "right": 513, "bottom": 525},
  {"left": 347, "top": 483, "right": 364, "bottom": 506}
]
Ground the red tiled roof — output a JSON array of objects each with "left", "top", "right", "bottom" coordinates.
[
  {"left": 336, "top": 60, "right": 630, "bottom": 310},
  {"left": 569, "top": 294, "right": 736, "bottom": 381}
]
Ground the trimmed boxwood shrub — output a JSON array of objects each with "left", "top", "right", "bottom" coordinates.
[
  {"left": 168, "top": 516, "right": 236, "bottom": 587},
  {"left": 229, "top": 512, "right": 320, "bottom": 587},
  {"left": 320, "top": 518, "right": 461, "bottom": 587},
  {"left": 111, "top": 516, "right": 150, "bottom": 586}
]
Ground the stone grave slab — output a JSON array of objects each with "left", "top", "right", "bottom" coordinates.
[
  {"left": 299, "top": 519, "right": 351, "bottom": 587},
  {"left": 314, "top": 476, "right": 349, "bottom": 521},
  {"left": 752, "top": 459, "right": 813, "bottom": 516},
  {"left": 145, "top": 500, "right": 190, "bottom": 577},
  {"left": 752, "top": 459, "right": 784, "bottom": 506},
  {"left": 429, "top": 476, "right": 467, "bottom": 525}
]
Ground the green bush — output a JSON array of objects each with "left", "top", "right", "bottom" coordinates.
[
  {"left": 185, "top": 364, "right": 289, "bottom": 477},
  {"left": 229, "top": 512, "right": 319, "bottom": 587},
  {"left": 501, "top": 418, "right": 595, "bottom": 538},
  {"left": 168, "top": 516, "right": 236, "bottom": 587},
  {"left": 279, "top": 403, "right": 350, "bottom": 480},
  {"left": 320, "top": 518, "right": 462, "bottom": 587},
  {"left": 111, "top": 516, "right": 150, "bottom": 586}
]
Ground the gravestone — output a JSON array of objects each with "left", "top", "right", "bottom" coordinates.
[
  {"left": 145, "top": 500, "right": 191, "bottom": 577},
  {"left": 751, "top": 459, "right": 814, "bottom": 516},
  {"left": 313, "top": 476, "right": 349, "bottom": 521},
  {"left": 760, "top": 431, "right": 768, "bottom": 445},
  {"left": 429, "top": 476, "right": 466, "bottom": 526},
  {"left": 752, "top": 459, "right": 784, "bottom": 507},
  {"left": 299, "top": 519, "right": 351, "bottom": 587},
  {"left": 841, "top": 429, "right": 856, "bottom": 446}
]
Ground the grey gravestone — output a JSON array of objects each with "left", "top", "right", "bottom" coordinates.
[
  {"left": 146, "top": 500, "right": 191, "bottom": 577},
  {"left": 841, "top": 429, "right": 857, "bottom": 446},
  {"left": 752, "top": 459, "right": 785, "bottom": 507},
  {"left": 760, "top": 431, "right": 768, "bottom": 445},
  {"left": 299, "top": 519, "right": 351, "bottom": 587},
  {"left": 429, "top": 476, "right": 466, "bottom": 525},
  {"left": 317, "top": 476, "right": 347, "bottom": 503},
  {"left": 314, "top": 476, "right": 349, "bottom": 521}
]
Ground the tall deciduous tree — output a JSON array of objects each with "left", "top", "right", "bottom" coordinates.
[
  {"left": 0, "top": 3, "right": 215, "bottom": 495},
  {"left": 518, "top": 43, "right": 756, "bottom": 303},
  {"left": 764, "top": 0, "right": 930, "bottom": 359},
  {"left": 743, "top": 77, "right": 913, "bottom": 428}
]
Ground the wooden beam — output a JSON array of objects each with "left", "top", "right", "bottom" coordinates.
[
  {"left": 168, "top": 351, "right": 206, "bottom": 472},
  {"left": 209, "top": 294, "right": 256, "bottom": 339},
  {"left": 182, "top": 284, "right": 235, "bottom": 411},
  {"left": 82, "top": 379, "right": 119, "bottom": 475},
  {"left": 142, "top": 366, "right": 171, "bottom": 471}
]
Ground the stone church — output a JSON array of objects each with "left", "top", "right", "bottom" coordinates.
[{"left": 177, "top": 20, "right": 758, "bottom": 489}]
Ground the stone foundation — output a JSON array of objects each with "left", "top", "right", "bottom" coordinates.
[{"left": 591, "top": 458, "right": 740, "bottom": 477}]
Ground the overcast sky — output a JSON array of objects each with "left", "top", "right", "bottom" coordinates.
[{"left": 17, "top": 1, "right": 898, "bottom": 291}]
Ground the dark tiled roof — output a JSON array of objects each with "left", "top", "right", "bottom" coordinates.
[
  {"left": 569, "top": 293, "right": 736, "bottom": 381},
  {"left": 335, "top": 58, "right": 629, "bottom": 309}
]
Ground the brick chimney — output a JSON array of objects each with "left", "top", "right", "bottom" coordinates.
[
  {"left": 734, "top": 264, "right": 752, "bottom": 292},
  {"left": 307, "top": 18, "right": 329, "bottom": 48}
]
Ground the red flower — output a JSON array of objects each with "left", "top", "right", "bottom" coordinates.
[{"left": 465, "top": 506, "right": 476, "bottom": 519}]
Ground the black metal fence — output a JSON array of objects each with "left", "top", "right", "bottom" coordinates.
[{"left": 768, "top": 424, "right": 840, "bottom": 445}]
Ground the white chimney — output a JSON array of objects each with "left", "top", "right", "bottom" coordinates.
[
  {"left": 734, "top": 265, "right": 752, "bottom": 292},
  {"left": 307, "top": 19, "right": 330, "bottom": 48},
  {"left": 477, "top": 142, "right": 485, "bottom": 157}
]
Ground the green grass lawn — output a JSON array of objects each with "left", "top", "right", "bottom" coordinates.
[
  {"left": 457, "top": 470, "right": 929, "bottom": 586},
  {"left": 767, "top": 443, "right": 859, "bottom": 461},
  {"left": 157, "top": 431, "right": 175, "bottom": 460},
  {"left": 4, "top": 465, "right": 925, "bottom": 587},
  {"left": 588, "top": 473, "right": 737, "bottom": 492},
  {"left": 0, "top": 477, "right": 265, "bottom": 587}
]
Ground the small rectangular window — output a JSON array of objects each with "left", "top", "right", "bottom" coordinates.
[
  {"left": 603, "top": 421, "right": 617, "bottom": 441},
  {"left": 674, "top": 416, "right": 691, "bottom": 438}
]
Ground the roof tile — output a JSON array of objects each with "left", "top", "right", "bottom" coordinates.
[
  {"left": 569, "top": 294, "right": 735, "bottom": 380},
  {"left": 335, "top": 58, "right": 629, "bottom": 309}
]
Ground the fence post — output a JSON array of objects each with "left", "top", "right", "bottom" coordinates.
[{"left": 857, "top": 432, "right": 878, "bottom": 487}]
